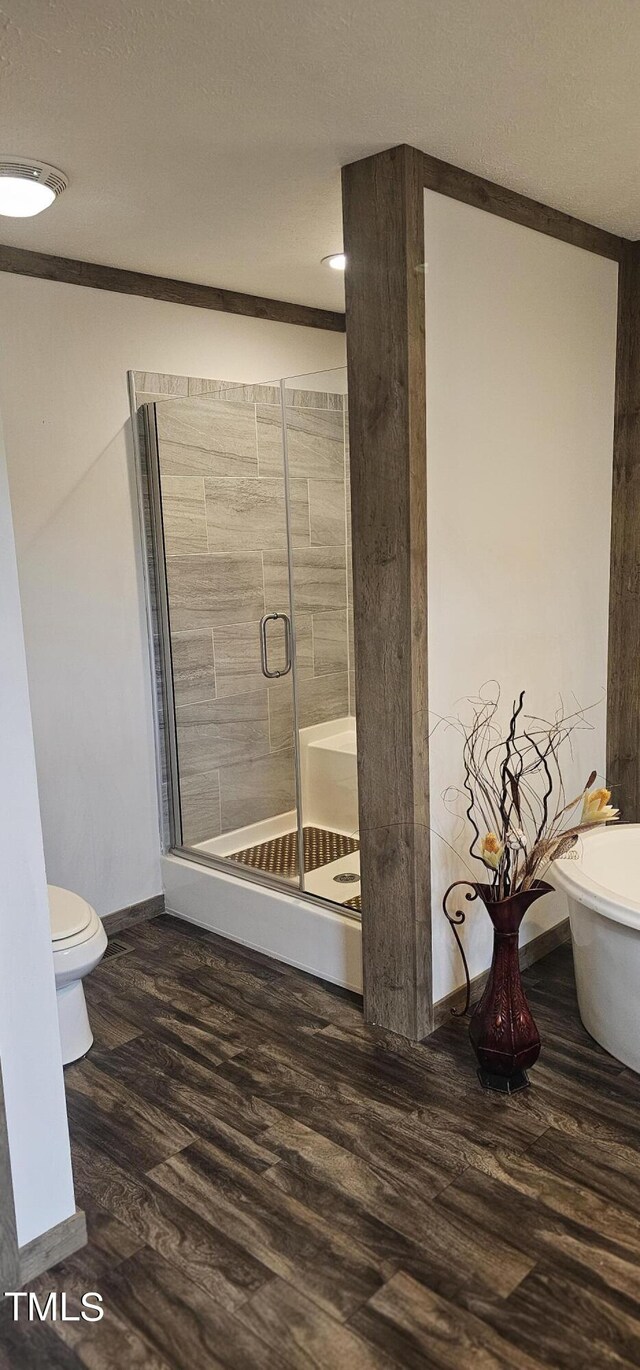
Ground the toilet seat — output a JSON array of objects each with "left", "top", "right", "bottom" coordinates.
[{"left": 48, "top": 884, "right": 100, "bottom": 950}]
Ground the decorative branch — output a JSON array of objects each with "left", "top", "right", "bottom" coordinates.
[{"left": 441, "top": 688, "right": 617, "bottom": 903}]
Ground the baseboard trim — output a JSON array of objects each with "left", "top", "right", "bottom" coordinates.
[
  {"left": 433, "top": 917, "right": 571, "bottom": 1028},
  {"left": 19, "top": 1208, "right": 87, "bottom": 1284},
  {"left": 103, "top": 893, "right": 164, "bottom": 935}
]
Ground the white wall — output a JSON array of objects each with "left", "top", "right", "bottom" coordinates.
[
  {"left": 0, "top": 274, "right": 345, "bottom": 918},
  {"left": 0, "top": 408, "right": 75, "bottom": 1246},
  {"left": 424, "top": 190, "right": 618, "bottom": 1002}
]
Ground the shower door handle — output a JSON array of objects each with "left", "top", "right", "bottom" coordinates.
[{"left": 259, "top": 612, "right": 292, "bottom": 679}]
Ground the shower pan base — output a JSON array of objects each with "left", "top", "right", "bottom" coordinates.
[
  {"left": 162, "top": 852, "right": 363, "bottom": 992},
  {"left": 196, "top": 808, "right": 361, "bottom": 911}
]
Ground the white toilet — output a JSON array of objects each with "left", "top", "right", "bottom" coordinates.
[{"left": 48, "top": 885, "right": 108, "bottom": 1065}]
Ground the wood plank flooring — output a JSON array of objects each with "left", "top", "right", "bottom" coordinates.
[{"left": 3, "top": 915, "right": 640, "bottom": 1368}]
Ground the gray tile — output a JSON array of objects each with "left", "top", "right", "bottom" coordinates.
[
  {"left": 188, "top": 381, "right": 280, "bottom": 404},
  {"left": 156, "top": 397, "right": 258, "bottom": 466},
  {"left": 166, "top": 555, "right": 264, "bottom": 632},
  {"left": 187, "top": 379, "right": 282, "bottom": 404},
  {"left": 292, "top": 613, "right": 314, "bottom": 678},
  {"left": 347, "top": 556, "right": 354, "bottom": 612},
  {"left": 261, "top": 550, "right": 293, "bottom": 611},
  {"left": 349, "top": 670, "right": 357, "bottom": 717},
  {"left": 204, "top": 478, "right": 308, "bottom": 553},
  {"left": 134, "top": 371, "right": 189, "bottom": 397},
  {"left": 263, "top": 547, "right": 346, "bottom": 615},
  {"left": 345, "top": 431, "right": 352, "bottom": 545},
  {"left": 161, "top": 476, "right": 207, "bottom": 555},
  {"left": 313, "top": 610, "right": 348, "bottom": 676},
  {"left": 255, "top": 406, "right": 282, "bottom": 478},
  {"left": 219, "top": 752, "right": 296, "bottom": 834},
  {"left": 284, "top": 388, "right": 344, "bottom": 411},
  {"left": 213, "top": 622, "right": 267, "bottom": 698},
  {"left": 308, "top": 480, "right": 345, "bottom": 546},
  {"left": 180, "top": 770, "right": 221, "bottom": 844},
  {"left": 347, "top": 550, "right": 356, "bottom": 714},
  {"left": 216, "top": 383, "right": 281, "bottom": 405},
  {"left": 159, "top": 440, "right": 258, "bottom": 479},
  {"left": 243, "top": 384, "right": 281, "bottom": 405},
  {"left": 171, "top": 631, "right": 216, "bottom": 706},
  {"left": 267, "top": 676, "right": 296, "bottom": 753},
  {"left": 298, "top": 671, "right": 349, "bottom": 731},
  {"left": 269, "top": 672, "right": 349, "bottom": 751},
  {"left": 346, "top": 541, "right": 353, "bottom": 608},
  {"left": 176, "top": 690, "right": 270, "bottom": 775},
  {"left": 214, "top": 614, "right": 312, "bottom": 695},
  {"left": 138, "top": 393, "right": 183, "bottom": 407},
  {"left": 187, "top": 376, "right": 226, "bottom": 396},
  {"left": 289, "top": 479, "right": 312, "bottom": 547},
  {"left": 257, "top": 406, "right": 344, "bottom": 480}
]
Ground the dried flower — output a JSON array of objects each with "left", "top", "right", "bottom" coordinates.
[
  {"left": 551, "top": 832, "right": 579, "bottom": 860},
  {"left": 481, "top": 832, "right": 504, "bottom": 869},
  {"left": 581, "top": 788, "right": 619, "bottom": 825}
]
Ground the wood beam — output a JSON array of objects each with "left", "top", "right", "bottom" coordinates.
[
  {"left": 342, "top": 145, "right": 431, "bottom": 1040},
  {"left": 0, "top": 244, "right": 345, "bottom": 333},
  {"left": 417, "top": 148, "right": 624, "bottom": 262},
  {"left": 608, "top": 241, "right": 640, "bottom": 816}
]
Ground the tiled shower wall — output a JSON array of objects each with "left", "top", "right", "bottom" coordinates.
[{"left": 133, "top": 372, "right": 355, "bottom": 845}]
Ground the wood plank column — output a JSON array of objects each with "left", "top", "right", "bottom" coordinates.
[
  {"left": 608, "top": 240, "right": 640, "bottom": 816},
  {"left": 342, "top": 145, "right": 432, "bottom": 1040}
]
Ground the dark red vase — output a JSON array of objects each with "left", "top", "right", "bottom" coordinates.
[{"left": 468, "top": 880, "right": 552, "bottom": 1093}]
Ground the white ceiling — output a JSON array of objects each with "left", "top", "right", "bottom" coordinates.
[{"left": 2, "top": 0, "right": 640, "bottom": 311}]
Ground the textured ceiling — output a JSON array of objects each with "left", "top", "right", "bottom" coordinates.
[{"left": 1, "top": 0, "right": 640, "bottom": 310}]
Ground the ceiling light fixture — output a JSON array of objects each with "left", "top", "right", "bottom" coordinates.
[
  {"left": 321, "top": 253, "right": 346, "bottom": 271},
  {"left": 0, "top": 158, "right": 68, "bottom": 217}
]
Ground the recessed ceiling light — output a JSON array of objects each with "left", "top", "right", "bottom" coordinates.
[
  {"left": 321, "top": 253, "right": 346, "bottom": 271},
  {"left": 0, "top": 158, "right": 68, "bottom": 218}
]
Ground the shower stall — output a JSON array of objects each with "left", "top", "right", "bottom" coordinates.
[{"left": 132, "top": 367, "right": 362, "bottom": 987}]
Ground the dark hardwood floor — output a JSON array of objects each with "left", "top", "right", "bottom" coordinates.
[{"left": 3, "top": 915, "right": 640, "bottom": 1368}]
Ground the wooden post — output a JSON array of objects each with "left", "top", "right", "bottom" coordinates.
[
  {"left": 342, "top": 145, "right": 432, "bottom": 1040},
  {"left": 608, "top": 241, "right": 640, "bottom": 816}
]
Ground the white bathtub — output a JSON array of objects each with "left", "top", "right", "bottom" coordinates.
[
  {"left": 299, "top": 716, "right": 358, "bottom": 835},
  {"left": 552, "top": 825, "right": 640, "bottom": 1073}
]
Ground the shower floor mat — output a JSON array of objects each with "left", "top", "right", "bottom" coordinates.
[
  {"left": 229, "top": 825, "right": 359, "bottom": 887},
  {"left": 343, "top": 894, "right": 362, "bottom": 912}
]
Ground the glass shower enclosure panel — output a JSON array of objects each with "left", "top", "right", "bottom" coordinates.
[
  {"left": 144, "top": 380, "right": 304, "bottom": 891},
  {"left": 282, "top": 368, "right": 361, "bottom": 913}
]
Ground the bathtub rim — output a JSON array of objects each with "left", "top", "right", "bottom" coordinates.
[{"left": 552, "top": 823, "right": 640, "bottom": 932}]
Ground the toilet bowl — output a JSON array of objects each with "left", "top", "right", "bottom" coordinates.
[{"left": 48, "top": 885, "right": 107, "bottom": 1065}]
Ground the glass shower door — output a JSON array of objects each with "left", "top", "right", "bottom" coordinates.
[
  {"left": 145, "top": 380, "right": 304, "bottom": 890},
  {"left": 281, "top": 368, "right": 361, "bottom": 913}
]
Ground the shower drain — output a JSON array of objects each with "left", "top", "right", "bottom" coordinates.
[{"left": 333, "top": 871, "right": 359, "bottom": 884}]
